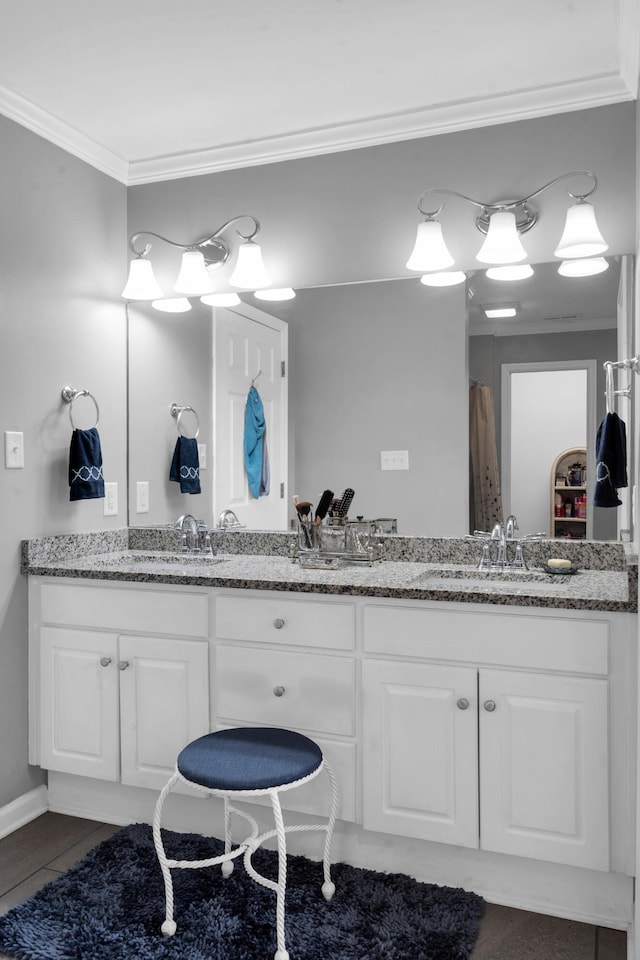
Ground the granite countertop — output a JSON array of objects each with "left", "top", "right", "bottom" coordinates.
[{"left": 21, "top": 529, "right": 637, "bottom": 613}]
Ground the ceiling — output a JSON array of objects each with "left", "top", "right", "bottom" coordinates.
[{"left": 0, "top": 1, "right": 637, "bottom": 185}]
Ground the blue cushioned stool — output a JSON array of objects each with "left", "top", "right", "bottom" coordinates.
[{"left": 152, "top": 726, "right": 338, "bottom": 960}]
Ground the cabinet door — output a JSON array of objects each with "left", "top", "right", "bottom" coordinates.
[
  {"left": 40, "top": 626, "right": 119, "bottom": 781},
  {"left": 118, "top": 636, "right": 209, "bottom": 790},
  {"left": 479, "top": 669, "right": 609, "bottom": 870},
  {"left": 362, "top": 659, "right": 478, "bottom": 847}
]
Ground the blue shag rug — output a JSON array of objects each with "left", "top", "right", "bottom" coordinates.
[{"left": 0, "top": 823, "right": 484, "bottom": 960}]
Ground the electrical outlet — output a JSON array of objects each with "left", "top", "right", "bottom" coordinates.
[
  {"left": 4, "top": 431, "right": 24, "bottom": 469},
  {"left": 380, "top": 450, "right": 409, "bottom": 471},
  {"left": 104, "top": 482, "right": 118, "bottom": 516},
  {"left": 198, "top": 443, "right": 207, "bottom": 469},
  {"left": 136, "top": 481, "right": 150, "bottom": 513}
]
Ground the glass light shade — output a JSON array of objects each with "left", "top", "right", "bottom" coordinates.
[
  {"left": 558, "top": 257, "right": 609, "bottom": 277},
  {"left": 151, "top": 298, "right": 192, "bottom": 313},
  {"left": 229, "top": 240, "right": 271, "bottom": 289},
  {"left": 476, "top": 211, "right": 527, "bottom": 264},
  {"left": 485, "top": 264, "right": 534, "bottom": 281},
  {"left": 254, "top": 287, "right": 296, "bottom": 301},
  {"left": 554, "top": 201, "right": 608, "bottom": 259},
  {"left": 406, "top": 220, "right": 454, "bottom": 272},
  {"left": 121, "top": 258, "right": 164, "bottom": 300},
  {"left": 419, "top": 271, "right": 466, "bottom": 287},
  {"left": 173, "top": 250, "right": 215, "bottom": 295},
  {"left": 200, "top": 292, "right": 242, "bottom": 306}
]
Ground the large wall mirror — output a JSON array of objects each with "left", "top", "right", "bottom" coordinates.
[{"left": 127, "top": 255, "right": 630, "bottom": 541}]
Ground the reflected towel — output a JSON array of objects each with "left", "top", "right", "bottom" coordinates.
[
  {"left": 244, "top": 385, "right": 270, "bottom": 499},
  {"left": 69, "top": 427, "right": 105, "bottom": 501},
  {"left": 170, "top": 437, "right": 201, "bottom": 494},
  {"left": 594, "top": 411, "right": 627, "bottom": 508}
]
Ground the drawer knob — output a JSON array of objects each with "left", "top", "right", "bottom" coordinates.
[
  {"left": 273, "top": 685, "right": 286, "bottom": 697},
  {"left": 483, "top": 699, "right": 496, "bottom": 712},
  {"left": 100, "top": 657, "right": 112, "bottom": 668},
  {"left": 118, "top": 660, "right": 130, "bottom": 671},
  {"left": 273, "top": 618, "right": 285, "bottom": 629},
  {"left": 456, "top": 697, "right": 469, "bottom": 710}
]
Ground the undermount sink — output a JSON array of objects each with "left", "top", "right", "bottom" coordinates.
[
  {"left": 105, "top": 552, "right": 225, "bottom": 567},
  {"left": 410, "top": 566, "right": 564, "bottom": 588}
]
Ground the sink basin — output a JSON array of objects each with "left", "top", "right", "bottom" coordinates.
[
  {"left": 101, "top": 552, "right": 225, "bottom": 567},
  {"left": 410, "top": 565, "right": 565, "bottom": 588}
]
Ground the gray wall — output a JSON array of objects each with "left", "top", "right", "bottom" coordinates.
[
  {"left": 0, "top": 116, "right": 127, "bottom": 807},
  {"left": 469, "top": 328, "right": 618, "bottom": 540}
]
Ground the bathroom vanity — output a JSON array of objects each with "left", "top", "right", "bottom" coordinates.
[{"left": 23, "top": 530, "right": 638, "bottom": 931}]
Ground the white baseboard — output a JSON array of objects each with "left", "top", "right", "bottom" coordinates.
[{"left": 0, "top": 785, "right": 48, "bottom": 840}]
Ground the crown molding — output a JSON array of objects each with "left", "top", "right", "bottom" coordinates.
[
  {"left": 127, "top": 72, "right": 635, "bottom": 185},
  {"left": 0, "top": 67, "right": 636, "bottom": 187},
  {"left": 0, "top": 86, "right": 128, "bottom": 184}
]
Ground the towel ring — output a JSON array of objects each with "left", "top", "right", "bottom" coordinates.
[
  {"left": 61, "top": 386, "right": 100, "bottom": 430},
  {"left": 170, "top": 403, "right": 200, "bottom": 439}
]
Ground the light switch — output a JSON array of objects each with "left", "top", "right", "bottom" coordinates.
[
  {"left": 4, "top": 431, "right": 24, "bottom": 469},
  {"left": 380, "top": 450, "right": 409, "bottom": 471},
  {"left": 136, "top": 481, "right": 150, "bottom": 514},
  {"left": 104, "top": 482, "right": 118, "bottom": 516},
  {"left": 198, "top": 443, "right": 207, "bottom": 469}
]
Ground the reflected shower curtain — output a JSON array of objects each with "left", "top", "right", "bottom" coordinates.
[{"left": 469, "top": 384, "right": 503, "bottom": 533}]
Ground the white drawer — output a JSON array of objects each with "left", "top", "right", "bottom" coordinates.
[
  {"left": 215, "top": 644, "right": 355, "bottom": 736},
  {"left": 215, "top": 594, "right": 355, "bottom": 650},
  {"left": 363, "top": 604, "right": 609, "bottom": 675},
  {"left": 40, "top": 582, "right": 209, "bottom": 638}
]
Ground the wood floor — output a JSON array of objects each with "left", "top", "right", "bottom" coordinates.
[{"left": 0, "top": 812, "right": 628, "bottom": 959}]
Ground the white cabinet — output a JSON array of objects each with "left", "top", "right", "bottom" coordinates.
[
  {"left": 362, "top": 601, "right": 615, "bottom": 872},
  {"left": 34, "top": 582, "right": 210, "bottom": 791}
]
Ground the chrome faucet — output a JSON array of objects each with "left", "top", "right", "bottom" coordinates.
[
  {"left": 217, "top": 509, "right": 245, "bottom": 530},
  {"left": 505, "top": 515, "right": 519, "bottom": 540},
  {"left": 470, "top": 517, "right": 545, "bottom": 573},
  {"left": 174, "top": 514, "right": 213, "bottom": 555}
]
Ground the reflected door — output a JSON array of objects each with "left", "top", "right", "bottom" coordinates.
[{"left": 213, "top": 304, "right": 288, "bottom": 530}]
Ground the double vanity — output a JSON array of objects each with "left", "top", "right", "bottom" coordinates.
[{"left": 23, "top": 527, "right": 638, "bottom": 931}]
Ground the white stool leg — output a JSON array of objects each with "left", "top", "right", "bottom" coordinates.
[
  {"left": 270, "top": 790, "right": 290, "bottom": 960},
  {"left": 152, "top": 772, "right": 180, "bottom": 936},
  {"left": 321, "top": 760, "right": 338, "bottom": 901},
  {"left": 221, "top": 795, "right": 234, "bottom": 877}
]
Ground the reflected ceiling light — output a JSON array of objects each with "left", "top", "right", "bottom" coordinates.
[
  {"left": 151, "top": 298, "right": 192, "bottom": 313},
  {"left": 485, "top": 264, "right": 534, "bottom": 281},
  {"left": 406, "top": 171, "right": 607, "bottom": 272},
  {"left": 419, "top": 271, "right": 466, "bottom": 287},
  {"left": 201, "top": 292, "right": 242, "bottom": 306},
  {"left": 121, "top": 215, "right": 276, "bottom": 300},
  {"left": 557, "top": 257, "right": 609, "bottom": 277},
  {"left": 483, "top": 304, "right": 518, "bottom": 318},
  {"left": 254, "top": 287, "right": 296, "bottom": 301}
]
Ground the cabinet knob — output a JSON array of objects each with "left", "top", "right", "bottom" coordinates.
[
  {"left": 456, "top": 697, "right": 469, "bottom": 710},
  {"left": 273, "top": 618, "right": 285, "bottom": 629},
  {"left": 100, "top": 657, "right": 112, "bottom": 668},
  {"left": 273, "top": 685, "right": 286, "bottom": 697},
  {"left": 118, "top": 660, "right": 130, "bottom": 671},
  {"left": 483, "top": 699, "right": 496, "bottom": 712}
]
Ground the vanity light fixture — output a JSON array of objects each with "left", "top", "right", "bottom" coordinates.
[
  {"left": 151, "top": 298, "right": 192, "bottom": 313},
  {"left": 254, "top": 287, "right": 297, "bottom": 301},
  {"left": 557, "top": 257, "right": 609, "bottom": 277},
  {"left": 121, "top": 215, "right": 273, "bottom": 301},
  {"left": 419, "top": 271, "right": 466, "bottom": 287},
  {"left": 407, "top": 171, "right": 608, "bottom": 275}
]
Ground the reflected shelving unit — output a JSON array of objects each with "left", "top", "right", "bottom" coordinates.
[{"left": 550, "top": 446, "right": 589, "bottom": 540}]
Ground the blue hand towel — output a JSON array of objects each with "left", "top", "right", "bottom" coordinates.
[
  {"left": 244, "top": 385, "right": 269, "bottom": 499},
  {"left": 69, "top": 427, "right": 105, "bottom": 501},
  {"left": 170, "top": 437, "right": 201, "bottom": 494},
  {"left": 594, "top": 411, "right": 628, "bottom": 508}
]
